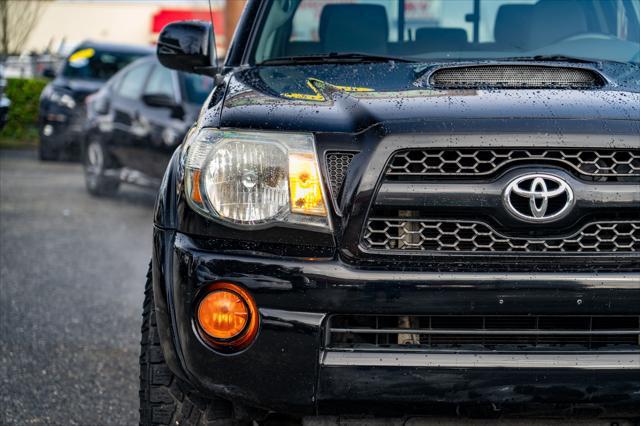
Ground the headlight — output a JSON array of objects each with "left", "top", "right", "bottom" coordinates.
[
  {"left": 50, "top": 91, "right": 76, "bottom": 109},
  {"left": 184, "top": 129, "right": 331, "bottom": 230}
]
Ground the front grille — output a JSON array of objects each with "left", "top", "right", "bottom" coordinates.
[
  {"left": 429, "top": 65, "right": 603, "bottom": 89},
  {"left": 386, "top": 148, "right": 640, "bottom": 181},
  {"left": 363, "top": 219, "right": 640, "bottom": 253},
  {"left": 327, "top": 315, "right": 640, "bottom": 352},
  {"left": 326, "top": 152, "right": 355, "bottom": 200}
]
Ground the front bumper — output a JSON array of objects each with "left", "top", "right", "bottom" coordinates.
[
  {"left": 39, "top": 106, "right": 86, "bottom": 152},
  {"left": 152, "top": 228, "right": 640, "bottom": 417}
]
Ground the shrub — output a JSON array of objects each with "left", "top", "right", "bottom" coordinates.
[{"left": 0, "top": 77, "right": 48, "bottom": 145}]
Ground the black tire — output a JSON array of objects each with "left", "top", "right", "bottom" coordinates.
[
  {"left": 139, "top": 264, "right": 239, "bottom": 426},
  {"left": 83, "top": 139, "right": 120, "bottom": 196}
]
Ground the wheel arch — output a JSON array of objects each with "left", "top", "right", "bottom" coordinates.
[{"left": 151, "top": 227, "right": 191, "bottom": 384}]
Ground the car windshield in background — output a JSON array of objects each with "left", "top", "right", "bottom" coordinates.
[
  {"left": 62, "top": 48, "right": 147, "bottom": 80},
  {"left": 255, "top": 0, "right": 640, "bottom": 65},
  {"left": 183, "top": 73, "right": 214, "bottom": 105}
]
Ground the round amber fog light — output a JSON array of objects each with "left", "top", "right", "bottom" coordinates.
[
  {"left": 196, "top": 282, "right": 259, "bottom": 350},
  {"left": 198, "top": 290, "right": 248, "bottom": 339}
]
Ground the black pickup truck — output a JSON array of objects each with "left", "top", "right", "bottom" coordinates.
[{"left": 140, "top": 0, "right": 640, "bottom": 424}]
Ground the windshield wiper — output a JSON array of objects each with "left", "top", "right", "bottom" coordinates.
[
  {"left": 501, "top": 54, "right": 600, "bottom": 64},
  {"left": 259, "top": 52, "right": 414, "bottom": 65}
]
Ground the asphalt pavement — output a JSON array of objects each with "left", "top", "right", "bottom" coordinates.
[{"left": 1, "top": 149, "right": 155, "bottom": 425}]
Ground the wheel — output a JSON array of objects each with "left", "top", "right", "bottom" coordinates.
[
  {"left": 139, "top": 264, "right": 241, "bottom": 426},
  {"left": 83, "top": 139, "right": 120, "bottom": 196}
]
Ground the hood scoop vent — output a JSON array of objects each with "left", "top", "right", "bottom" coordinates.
[{"left": 429, "top": 65, "right": 604, "bottom": 89}]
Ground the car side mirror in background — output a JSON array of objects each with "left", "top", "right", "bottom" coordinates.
[
  {"left": 142, "top": 93, "right": 184, "bottom": 119},
  {"left": 157, "top": 21, "right": 218, "bottom": 77}
]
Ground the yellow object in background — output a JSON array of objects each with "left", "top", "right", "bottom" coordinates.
[{"left": 68, "top": 48, "right": 95, "bottom": 64}]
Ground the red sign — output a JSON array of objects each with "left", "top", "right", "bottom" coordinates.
[{"left": 151, "top": 9, "right": 224, "bottom": 36}]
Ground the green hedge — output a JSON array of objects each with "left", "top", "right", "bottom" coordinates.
[{"left": 0, "top": 78, "right": 48, "bottom": 146}]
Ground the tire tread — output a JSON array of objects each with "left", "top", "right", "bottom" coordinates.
[{"left": 139, "top": 263, "right": 235, "bottom": 426}]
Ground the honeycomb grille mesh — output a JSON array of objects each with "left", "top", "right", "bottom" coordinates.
[
  {"left": 326, "top": 152, "right": 355, "bottom": 200},
  {"left": 430, "top": 65, "right": 602, "bottom": 88},
  {"left": 387, "top": 148, "right": 640, "bottom": 179},
  {"left": 363, "top": 220, "right": 640, "bottom": 253}
]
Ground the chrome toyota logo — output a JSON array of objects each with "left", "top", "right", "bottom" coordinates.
[{"left": 503, "top": 173, "right": 575, "bottom": 223}]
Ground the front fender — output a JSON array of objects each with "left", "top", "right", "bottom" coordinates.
[
  {"left": 150, "top": 73, "right": 240, "bottom": 385},
  {"left": 151, "top": 226, "right": 193, "bottom": 384},
  {"left": 152, "top": 145, "right": 194, "bottom": 382}
]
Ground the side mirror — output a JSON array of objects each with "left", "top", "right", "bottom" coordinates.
[
  {"left": 43, "top": 68, "right": 56, "bottom": 79},
  {"left": 142, "top": 93, "right": 177, "bottom": 108},
  {"left": 157, "top": 21, "right": 217, "bottom": 76},
  {"left": 142, "top": 93, "right": 184, "bottom": 118}
]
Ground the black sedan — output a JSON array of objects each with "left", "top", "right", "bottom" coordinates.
[
  {"left": 83, "top": 56, "right": 212, "bottom": 196},
  {"left": 38, "top": 41, "right": 151, "bottom": 161}
]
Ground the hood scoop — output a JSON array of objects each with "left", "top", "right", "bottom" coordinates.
[{"left": 429, "top": 65, "right": 604, "bottom": 89}]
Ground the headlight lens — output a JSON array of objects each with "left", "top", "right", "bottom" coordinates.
[
  {"left": 204, "top": 139, "right": 288, "bottom": 222},
  {"left": 184, "top": 129, "right": 331, "bottom": 230},
  {"left": 50, "top": 91, "right": 76, "bottom": 109}
]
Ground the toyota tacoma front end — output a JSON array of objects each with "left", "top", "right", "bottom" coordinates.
[{"left": 139, "top": 1, "right": 640, "bottom": 424}]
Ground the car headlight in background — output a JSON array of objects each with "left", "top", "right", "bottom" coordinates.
[
  {"left": 50, "top": 91, "right": 76, "bottom": 109},
  {"left": 184, "top": 129, "right": 331, "bottom": 230}
]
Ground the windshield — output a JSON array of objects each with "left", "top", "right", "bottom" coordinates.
[
  {"left": 182, "top": 73, "right": 214, "bottom": 105},
  {"left": 62, "top": 47, "right": 148, "bottom": 80},
  {"left": 254, "top": 0, "right": 640, "bottom": 64}
]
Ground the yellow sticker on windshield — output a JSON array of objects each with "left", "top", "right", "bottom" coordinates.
[{"left": 69, "top": 48, "right": 95, "bottom": 64}]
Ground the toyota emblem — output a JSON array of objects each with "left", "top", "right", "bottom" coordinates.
[{"left": 503, "top": 173, "right": 575, "bottom": 223}]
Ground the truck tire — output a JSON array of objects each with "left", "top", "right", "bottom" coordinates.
[{"left": 139, "top": 264, "right": 239, "bottom": 426}]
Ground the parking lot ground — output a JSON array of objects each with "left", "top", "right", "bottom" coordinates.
[{"left": 1, "top": 149, "right": 155, "bottom": 425}]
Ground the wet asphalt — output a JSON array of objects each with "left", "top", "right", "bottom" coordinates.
[{"left": 1, "top": 149, "right": 155, "bottom": 425}]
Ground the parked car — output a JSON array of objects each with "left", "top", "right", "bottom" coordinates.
[
  {"left": 141, "top": 1, "right": 640, "bottom": 424},
  {"left": 82, "top": 56, "right": 213, "bottom": 196},
  {"left": 0, "top": 65, "right": 10, "bottom": 130},
  {"left": 38, "top": 41, "right": 151, "bottom": 161}
]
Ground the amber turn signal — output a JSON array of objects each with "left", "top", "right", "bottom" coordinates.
[
  {"left": 196, "top": 282, "right": 259, "bottom": 350},
  {"left": 289, "top": 152, "right": 327, "bottom": 216}
]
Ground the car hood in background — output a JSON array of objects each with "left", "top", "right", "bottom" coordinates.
[
  {"left": 218, "top": 62, "right": 640, "bottom": 134},
  {"left": 53, "top": 77, "right": 104, "bottom": 99}
]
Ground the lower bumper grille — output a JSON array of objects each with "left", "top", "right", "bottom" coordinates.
[
  {"left": 363, "top": 219, "right": 640, "bottom": 253},
  {"left": 327, "top": 315, "right": 640, "bottom": 352}
]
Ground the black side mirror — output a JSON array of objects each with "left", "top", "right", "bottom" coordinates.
[
  {"left": 142, "top": 93, "right": 176, "bottom": 108},
  {"left": 43, "top": 68, "right": 56, "bottom": 79},
  {"left": 142, "top": 93, "right": 184, "bottom": 118},
  {"left": 157, "top": 21, "right": 217, "bottom": 76}
]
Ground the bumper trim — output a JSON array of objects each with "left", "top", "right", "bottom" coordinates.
[{"left": 321, "top": 351, "right": 640, "bottom": 369}]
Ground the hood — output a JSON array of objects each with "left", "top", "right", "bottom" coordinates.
[
  {"left": 53, "top": 77, "right": 104, "bottom": 99},
  {"left": 218, "top": 62, "right": 640, "bottom": 134}
]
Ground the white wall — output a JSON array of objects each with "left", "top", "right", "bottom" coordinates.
[{"left": 23, "top": 0, "right": 223, "bottom": 55}]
